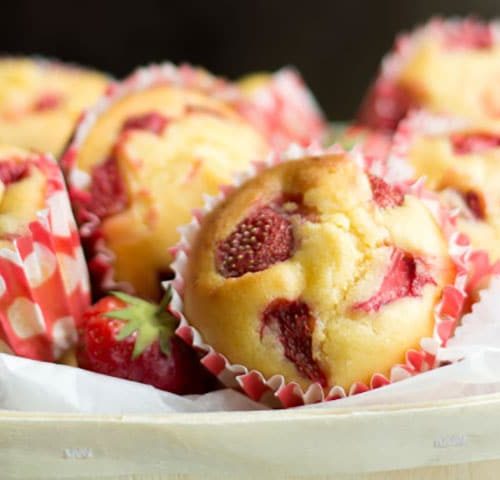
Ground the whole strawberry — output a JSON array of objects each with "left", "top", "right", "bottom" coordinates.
[{"left": 77, "top": 287, "right": 216, "bottom": 394}]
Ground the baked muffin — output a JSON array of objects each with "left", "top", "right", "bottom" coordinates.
[
  {"left": 238, "top": 68, "right": 326, "bottom": 149},
  {"left": 0, "top": 57, "right": 109, "bottom": 156},
  {"left": 182, "top": 154, "right": 458, "bottom": 393},
  {"left": 0, "top": 144, "right": 90, "bottom": 361},
  {"left": 358, "top": 18, "right": 500, "bottom": 130},
  {"left": 63, "top": 64, "right": 270, "bottom": 300},
  {"left": 392, "top": 111, "right": 500, "bottom": 261}
]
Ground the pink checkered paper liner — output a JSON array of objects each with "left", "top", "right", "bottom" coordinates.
[
  {"left": 237, "top": 68, "right": 327, "bottom": 150},
  {"left": 167, "top": 144, "right": 483, "bottom": 408},
  {"left": 62, "top": 63, "right": 324, "bottom": 297},
  {"left": 357, "top": 17, "right": 500, "bottom": 130},
  {"left": 0, "top": 153, "right": 90, "bottom": 362}
]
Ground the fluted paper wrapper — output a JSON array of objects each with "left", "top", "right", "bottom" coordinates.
[{"left": 0, "top": 154, "right": 90, "bottom": 362}]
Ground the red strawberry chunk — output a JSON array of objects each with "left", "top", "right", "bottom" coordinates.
[
  {"left": 353, "top": 249, "right": 436, "bottom": 313},
  {"left": 87, "top": 156, "right": 127, "bottom": 219},
  {"left": 33, "top": 92, "right": 63, "bottom": 111},
  {"left": 262, "top": 299, "right": 326, "bottom": 386},
  {"left": 121, "top": 111, "right": 169, "bottom": 135},
  {"left": 463, "top": 190, "right": 486, "bottom": 219},
  {"left": 216, "top": 205, "right": 294, "bottom": 278},
  {"left": 0, "top": 161, "right": 29, "bottom": 184},
  {"left": 451, "top": 133, "right": 500, "bottom": 155},
  {"left": 368, "top": 174, "right": 404, "bottom": 208}
]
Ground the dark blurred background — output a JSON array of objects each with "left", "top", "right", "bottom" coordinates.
[{"left": 2, "top": 1, "right": 500, "bottom": 119}]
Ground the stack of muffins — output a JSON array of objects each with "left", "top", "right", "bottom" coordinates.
[{"left": 1, "top": 18, "right": 499, "bottom": 408}]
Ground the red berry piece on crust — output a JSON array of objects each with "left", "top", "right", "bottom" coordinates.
[
  {"left": 451, "top": 132, "right": 500, "bottom": 155},
  {"left": 261, "top": 299, "right": 326, "bottom": 386},
  {"left": 368, "top": 174, "right": 404, "bottom": 209},
  {"left": 463, "top": 190, "right": 486, "bottom": 219},
  {"left": 0, "top": 161, "right": 29, "bottom": 184},
  {"left": 216, "top": 205, "right": 294, "bottom": 278},
  {"left": 353, "top": 249, "right": 436, "bottom": 313},
  {"left": 121, "top": 111, "right": 169, "bottom": 135},
  {"left": 33, "top": 92, "right": 63, "bottom": 112},
  {"left": 87, "top": 156, "right": 128, "bottom": 219}
]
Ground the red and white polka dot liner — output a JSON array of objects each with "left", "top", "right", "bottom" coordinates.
[
  {"left": 0, "top": 154, "right": 90, "bottom": 362},
  {"left": 62, "top": 63, "right": 325, "bottom": 297},
  {"left": 168, "top": 145, "right": 491, "bottom": 408}
]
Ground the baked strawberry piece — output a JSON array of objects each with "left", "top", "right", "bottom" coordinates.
[
  {"left": 358, "top": 18, "right": 500, "bottom": 130},
  {"left": 0, "top": 57, "right": 108, "bottom": 157},
  {"left": 181, "top": 154, "right": 461, "bottom": 394},
  {"left": 63, "top": 64, "right": 270, "bottom": 301},
  {"left": 77, "top": 286, "right": 216, "bottom": 394},
  {"left": 391, "top": 111, "right": 500, "bottom": 262}
]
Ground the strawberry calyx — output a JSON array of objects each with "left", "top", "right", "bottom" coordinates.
[{"left": 105, "top": 286, "right": 178, "bottom": 359}]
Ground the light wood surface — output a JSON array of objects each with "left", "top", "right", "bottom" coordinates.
[{"left": 2, "top": 393, "right": 500, "bottom": 479}]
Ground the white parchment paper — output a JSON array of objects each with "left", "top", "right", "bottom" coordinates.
[{"left": 1, "top": 277, "right": 499, "bottom": 414}]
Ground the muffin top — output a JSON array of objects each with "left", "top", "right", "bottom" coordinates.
[
  {"left": 183, "top": 154, "right": 456, "bottom": 391},
  {"left": 0, "top": 58, "right": 108, "bottom": 156},
  {"left": 393, "top": 112, "right": 500, "bottom": 261},
  {"left": 66, "top": 65, "right": 270, "bottom": 300},
  {"left": 358, "top": 18, "right": 500, "bottom": 129}
]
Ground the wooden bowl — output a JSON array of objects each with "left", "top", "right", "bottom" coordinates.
[{"left": 2, "top": 392, "right": 500, "bottom": 479}]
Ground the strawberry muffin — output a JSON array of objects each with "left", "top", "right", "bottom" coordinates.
[
  {"left": 63, "top": 64, "right": 270, "bottom": 300},
  {"left": 0, "top": 58, "right": 109, "bottom": 156},
  {"left": 238, "top": 68, "right": 326, "bottom": 149},
  {"left": 0, "top": 144, "right": 90, "bottom": 361},
  {"left": 358, "top": 18, "right": 500, "bottom": 130},
  {"left": 182, "top": 154, "right": 458, "bottom": 393},
  {"left": 393, "top": 112, "right": 500, "bottom": 261}
]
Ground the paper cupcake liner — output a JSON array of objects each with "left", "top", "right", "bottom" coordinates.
[
  {"left": 438, "top": 275, "right": 500, "bottom": 363},
  {"left": 0, "top": 153, "right": 90, "bottom": 362},
  {"left": 238, "top": 68, "right": 327, "bottom": 149},
  {"left": 357, "top": 18, "right": 500, "bottom": 130},
  {"left": 167, "top": 145, "right": 484, "bottom": 408}
]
